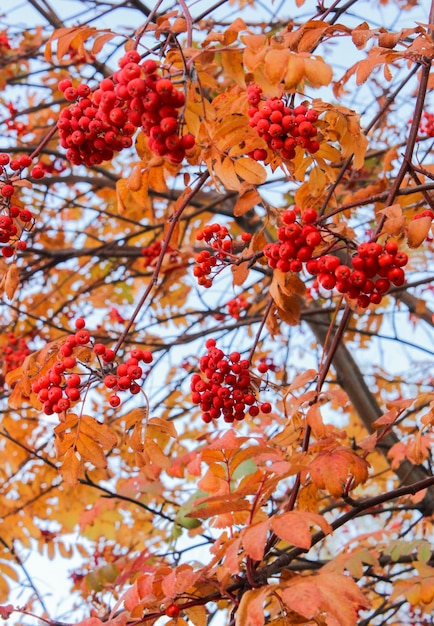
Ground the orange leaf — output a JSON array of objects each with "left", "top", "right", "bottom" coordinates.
[
  {"left": 407, "top": 216, "right": 432, "bottom": 248},
  {"left": 184, "top": 605, "right": 207, "bottom": 626},
  {"left": 304, "top": 56, "right": 333, "bottom": 87},
  {"left": 235, "top": 587, "right": 270, "bottom": 626},
  {"left": 233, "top": 188, "right": 262, "bottom": 217},
  {"left": 309, "top": 446, "right": 369, "bottom": 496},
  {"left": 264, "top": 49, "right": 291, "bottom": 84},
  {"left": 280, "top": 572, "right": 369, "bottom": 626},
  {"left": 3, "top": 262, "right": 20, "bottom": 300},
  {"left": 271, "top": 511, "right": 332, "bottom": 549},
  {"left": 242, "top": 520, "right": 270, "bottom": 561},
  {"left": 60, "top": 447, "right": 82, "bottom": 486}
]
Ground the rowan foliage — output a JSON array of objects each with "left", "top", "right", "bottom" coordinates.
[{"left": 0, "top": 0, "right": 433, "bottom": 625}]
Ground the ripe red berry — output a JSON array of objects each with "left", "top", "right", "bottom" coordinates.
[
  {"left": 165, "top": 604, "right": 180, "bottom": 618},
  {"left": 31, "top": 166, "right": 45, "bottom": 179},
  {"left": 109, "top": 394, "right": 121, "bottom": 408},
  {"left": 2, "top": 246, "right": 14, "bottom": 258},
  {"left": 103, "top": 349, "right": 116, "bottom": 362},
  {"left": 142, "top": 59, "right": 158, "bottom": 74},
  {"left": 65, "top": 387, "right": 81, "bottom": 401},
  {"left": 260, "top": 402, "right": 272, "bottom": 413},
  {"left": 75, "top": 330, "right": 90, "bottom": 345},
  {"left": 75, "top": 318, "right": 86, "bottom": 330},
  {"left": 156, "top": 78, "right": 173, "bottom": 96},
  {"left": 1, "top": 184, "right": 14, "bottom": 197}
]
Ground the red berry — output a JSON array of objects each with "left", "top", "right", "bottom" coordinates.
[
  {"left": 104, "top": 375, "right": 118, "bottom": 389},
  {"left": 165, "top": 604, "right": 180, "bottom": 618},
  {"left": 1, "top": 184, "right": 14, "bottom": 197},
  {"left": 75, "top": 318, "right": 86, "bottom": 330},
  {"left": 58, "top": 79, "right": 73, "bottom": 92},
  {"left": 109, "top": 394, "right": 121, "bottom": 408},
  {"left": 260, "top": 402, "right": 272, "bottom": 413},
  {"left": 75, "top": 330, "right": 90, "bottom": 345},
  {"left": 156, "top": 78, "right": 173, "bottom": 96},
  {"left": 65, "top": 387, "right": 81, "bottom": 401},
  {"left": 31, "top": 166, "right": 45, "bottom": 179},
  {"left": 2, "top": 246, "right": 14, "bottom": 258},
  {"left": 142, "top": 59, "right": 158, "bottom": 74},
  {"left": 181, "top": 133, "right": 195, "bottom": 150},
  {"left": 103, "top": 349, "right": 116, "bottom": 362},
  {"left": 301, "top": 208, "right": 318, "bottom": 224}
]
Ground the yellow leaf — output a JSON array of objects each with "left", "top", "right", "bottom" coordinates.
[
  {"left": 4, "top": 262, "right": 20, "bottom": 300},
  {"left": 75, "top": 432, "right": 108, "bottom": 469},
  {"left": 184, "top": 605, "right": 207, "bottom": 626},
  {"left": 284, "top": 54, "right": 306, "bottom": 90},
  {"left": 264, "top": 48, "right": 291, "bottom": 84},
  {"left": 234, "top": 157, "right": 267, "bottom": 186},
  {"left": 214, "top": 156, "right": 241, "bottom": 191},
  {"left": 304, "top": 56, "right": 333, "bottom": 87},
  {"left": 60, "top": 447, "right": 82, "bottom": 486},
  {"left": 221, "top": 49, "right": 246, "bottom": 87}
]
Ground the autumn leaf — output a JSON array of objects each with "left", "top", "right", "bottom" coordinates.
[
  {"left": 235, "top": 587, "right": 270, "bottom": 626},
  {"left": 271, "top": 510, "right": 332, "bottom": 549},
  {"left": 407, "top": 215, "right": 432, "bottom": 248},
  {"left": 309, "top": 446, "right": 370, "bottom": 496},
  {"left": 280, "top": 572, "right": 370, "bottom": 626},
  {"left": 241, "top": 519, "right": 270, "bottom": 561}
]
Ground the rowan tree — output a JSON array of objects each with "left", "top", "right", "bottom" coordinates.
[{"left": 0, "top": 0, "right": 433, "bottom": 625}]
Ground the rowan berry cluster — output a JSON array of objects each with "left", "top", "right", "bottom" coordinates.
[
  {"left": 306, "top": 240, "right": 408, "bottom": 308},
  {"left": 141, "top": 241, "right": 163, "bottom": 267},
  {"left": 263, "top": 207, "right": 323, "bottom": 272},
  {"left": 257, "top": 356, "right": 279, "bottom": 374},
  {"left": 227, "top": 294, "right": 249, "bottom": 319},
  {"left": 141, "top": 240, "right": 180, "bottom": 270},
  {"left": 31, "top": 318, "right": 153, "bottom": 414},
  {"left": 1, "top": 332, "right": 31, "bottom": 374},
  {"left": 194, "top": 224, "right": 251, "bottom": 288},
  {"left": 194, "top": 224, "right": 233, "bottom": 288},
  {"left": 190, "top": 338, "right": 272, "bottom": 423},
  {"left": 0, "top": 152, "right": 40, "bottom": 257},
  {"left": 58, "top": 51, "right": 195, "bottom": 166},
  {"left": 419, "top": 112, "right": 434, "bottom": 137},
  {"left": 246, "top": 84, "right": 320, "bottom": 162}
]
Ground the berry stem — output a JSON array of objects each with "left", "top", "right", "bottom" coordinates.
[
  {"left": 247, "top": 296, "right": 273, "bottom": 363},
  {"left": 113, "top": 171, "right": 209, "bottom": 354},
  {"left": 373, "top": 56, "right": 432, "bottom": 238}
]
